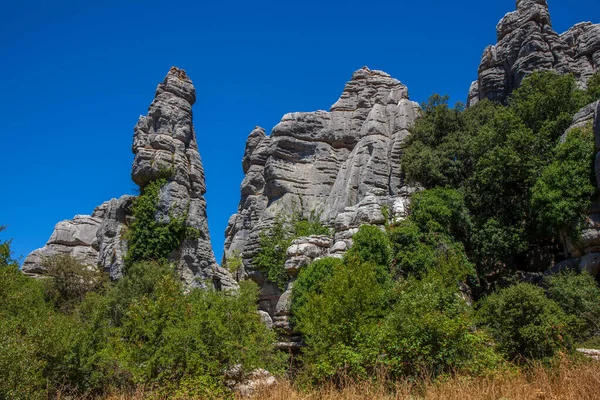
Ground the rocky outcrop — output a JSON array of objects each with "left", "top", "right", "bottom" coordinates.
[
  {"left": 131, "top": 67, "right": 235, "bottom": 289},
  {"left": 469, "top": 0, "right": 600, "bottom": 105},
  {"left": 224, "top": 67, "right": 420, "bottom": 312},
  {"left": 23, "top": 214, "right": 103, "bottom": 275},
  {"left": 24, "top": 68, "right": 235, "bottom": 290}
]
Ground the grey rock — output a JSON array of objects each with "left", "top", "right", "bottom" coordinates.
[
  {"left": 224, "top": 67, "right": 420, "bottom": 290},
  {"left": 470, "top": 1, "right": 599, "bottom": 104},
  {"left": 95, "top": 196, "right": 135, "bottom": 280},
  {"left": 22, "top": 215, "right": 102, "bottom": 275},
  {"left": 25, "top": 67, "right": 236, "bottom": 290}
]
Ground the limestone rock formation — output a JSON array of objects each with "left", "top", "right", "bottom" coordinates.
[
  {"left": 22, "top": 214, "right": 103, "bottom": 275},
  {"left": 24, "top": 67, "right": 235, "bottom": 290},
  {"left": 224, "top": 67, "right": 420, "bottom": 315},
  {"left": 131, "top": 67, "right": 235, "bottom": 289},
  {"left": 469, "top": 0, "right": 600, "bottom": 105}
]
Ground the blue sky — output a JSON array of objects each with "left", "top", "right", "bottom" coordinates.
[{"left": 1, "top": 0, "right": 598, "bottom": 264}]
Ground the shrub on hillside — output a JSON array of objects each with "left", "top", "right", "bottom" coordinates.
[
  {"left": 477, "top": 283, "right": 574, "bottom": 361},
  {"left": 42, "top": 254, "right": 108, "bottom": 312},
  {"left": 545, "top": 270, "right": 600, "bottom": 343}
]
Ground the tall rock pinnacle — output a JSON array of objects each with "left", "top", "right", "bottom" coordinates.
[
  {"left": 24, "top": 67, "right": 236, "bottom": 290},
  {"left": 468, "top": 0, "right": 600, "bottom": 105},
  {"left": 131, "top": 67, "right": 235, "bottom": 289}
]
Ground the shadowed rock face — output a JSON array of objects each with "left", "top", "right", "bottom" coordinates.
[
  {"left": 24, "top": 67, "right": 236, "bottom": 290},
  {"left": 468, "top": 0, "right": 600, "bottom": 105},
  {"left": 223, "top": 67, "right": 420, "bottom": 312}
]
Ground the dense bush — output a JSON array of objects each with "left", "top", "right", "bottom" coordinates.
[
  {"left": 255, "top": 209, "right": 331, "bottom": 290},
  {"left": 42, "top": 254, "right": 108, "bottom": 312},
  {"left": 476, "top": 283, "right": 574, "bottom": 361},
  {"left": 346, "top": 225, "right": 391, "bottom": 268},
  {"left": 545, "top": 270, "right": 600, "bottom": 343},
  {"left": 124, "top": 178, "right": 198, "bottom": 268},
  {"left": 402, "top": 71, "right": 598, "bottom": 277},
  {"left": 0, "top": 225, "right": 283, "bottom": 399},
  {"left": 530, "top": 127, "right": 596, "bottom": 236}
]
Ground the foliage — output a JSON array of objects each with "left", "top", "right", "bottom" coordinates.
[
  {"left": 224, "top": 250, "right": 243, "bottom": 281},
  {"left": 402, "top": 71, "right": 596, "bottom": 277},
  {"left": 255, "top": 209, "right": 331, "bottom": 290},
  {"left": 0, "top": 240, "right": 78, "bottom": 399},
  {"left": 293, "top": 246, "right": 498, "bottom": 383},
  {"left": 42, "top": 254, "right": 108, "bottom": 312},
  {"left": 409, "top": 188, "right": 472, "bottom": 241},
  {"left": 346, "top": 225, "right": 391, "bottom": 269},
  {"left": 587, "top": 72, "right": 600, "bottom": 102},
  {"left": 545, "top": 270, "right": 600, "bottom": 343},
  {"left": 124, "top": 178, "right": 198, "bottom": 268},
  {"left": 476, "top": 283, "right": 574, "bottom": 361},
  {"left": 0, "top": 223, "right": 283, "bottom": 399},
  {"left": 530, "top": 127, "right": 596, "bottom": 236}
]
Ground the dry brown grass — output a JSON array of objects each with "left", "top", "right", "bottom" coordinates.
[{"left": 65, "top": 357, "right": 600, "bottom": 400}]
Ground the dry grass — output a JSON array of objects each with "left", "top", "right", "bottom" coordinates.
[{"left": 65, "top": 357, "right": 600, "bottom": 400}]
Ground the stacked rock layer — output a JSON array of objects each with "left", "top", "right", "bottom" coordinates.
[
  {"left": 468, "top": 0, "right": 600, "bottom": 106},
  {"left": 24, "top": 68, "right": 235, "bottom": 290},
  {"left": 223, "top": 67, "right": 420, "bottom": 314}
]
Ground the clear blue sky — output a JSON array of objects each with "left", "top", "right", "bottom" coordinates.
[{"left": 1, "top": 0, "right": 598, "bottom": 264}]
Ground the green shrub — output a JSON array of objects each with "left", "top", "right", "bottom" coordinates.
[
  {"left": 124, "top": 178, "right": 197, "bottom": 268},
  {"left": 380, "top": 268, "right": 501, "bottom": 377},
  {"left": 0, "top": 238, "right": 79, "bottom": 399},
  {"left": 545, "top": 270, "right": 600, "bottom": 343},
  {"left": 477, "top": 283, "right": 574, "bottom": 361},
  {"left": 293, "top": 248, "right": 496, "bottom": 383},
  {"left": 291, "top": 257, "right": 341, "bottom": 324},
  {"left": 587, "top": 72, "right": 600, "bottom": 101},
  {"left": 294, "top": 258, "right": 392, "bottom": 382},
  {"left": 42, "top": 254, "right": 108, "bottom": 312},
  {"left": 346, "top": 225, "right": 391, "bottom": 269},
  {"left": 530, "top": 127, "right": 596, "bottom": 236},
  {"left": 255, "top": 209, "right": 330, "bottom": 290}
]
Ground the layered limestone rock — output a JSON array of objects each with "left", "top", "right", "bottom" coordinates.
[
  {"left": 469, "top": 0, "right": 600, "bottom": 105},
  {"left": 22, "top": 214, "right": 103, "bottom": 275},
  {"left": 24, "top": 67, "right": 235, "bottom": 289},
  {"left": 131, "top": 67, "right": 235, "bottom": 289},
  {"left": 224, "top": 67, "right": 420, "bottom": 315}
]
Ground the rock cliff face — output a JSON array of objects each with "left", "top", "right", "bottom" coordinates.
[
  {"left": 223, "top": 67, "right": 419, "bottom": 313},
  {"left": 24, "top": 67, "right": 235, "bottom": 289},
  {"left": 468, "top": 0, "right": 600, "bottom": 105}
]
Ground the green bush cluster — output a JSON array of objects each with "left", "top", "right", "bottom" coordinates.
[
  {"left": 402, "top": 71, "right": 598, "bottom": 276},
  {"left": 254, "top": 209, "right": 331, "bottom": 290},
  {"left": 124, "top": 178, "right": 199, "bottom": 269},
  {"left": 292, "top": 224, "right": 499, "bottom": 383},
  {"left": 0, "top": 250, "right": 282, "bottom": 398}
]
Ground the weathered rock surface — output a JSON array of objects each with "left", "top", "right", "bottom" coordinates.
[
  {"left": 224, "top": 67, "right": 420, "bottom": 313},
  {"left": 225, "top": 365, "right": 277, "bottom": 397},
  {"left": 24, "top": 68, "right": 235, "bottom": 290},
  {"left": 469, "top": 0, "right": 600, "bottom": 105},
  {"left": 23, "top": 215, "right": 102, "bottom": 275}
]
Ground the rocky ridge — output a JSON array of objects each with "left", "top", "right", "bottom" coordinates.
[
  {"left": 468, "top": 0, "right": 600, "bottom": 106},
  {"left": 223, "top": 67, "right": 420, "bottom": 314},
  {"left": 24, "top": 67, "right": 235, "bottom": 290}
]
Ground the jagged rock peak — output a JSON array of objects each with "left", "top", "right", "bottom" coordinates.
[
  {"left": 224, "top": 67, "right": 420, "bottom": 316},
  {"left": 24, "top": 67, "right": 237, "bottom": 290},
  {"left": 469, "top": 1, "right": 599, "bottom": 105},
  {"left": 331, "top": 66, "right": 409, "bottom": 111}
]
